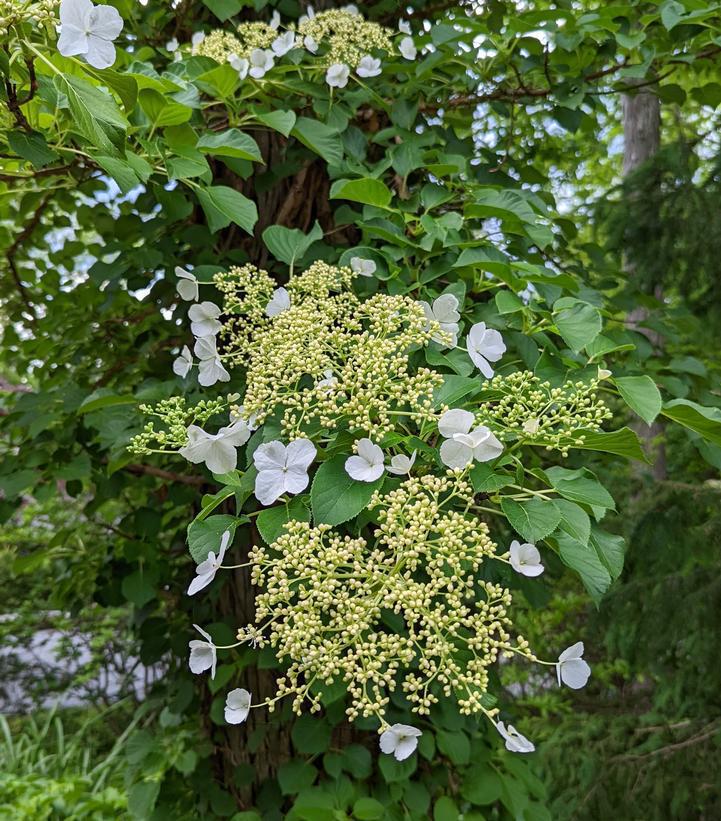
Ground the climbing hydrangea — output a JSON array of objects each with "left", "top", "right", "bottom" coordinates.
[{"left": 297, "top": 9, "right": 394, "bottom": 67}]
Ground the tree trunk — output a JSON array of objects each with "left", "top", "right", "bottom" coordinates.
[{"left": 623, "top": 90, "right": 667, "bottom": 481}]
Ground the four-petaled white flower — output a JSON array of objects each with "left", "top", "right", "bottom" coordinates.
[
  {"left": 304, "top": 36, "right": 319, "bottom": 53},
  {"left": 249, "top": 48, "right": 275, "bottom": 79},
  {"left": 387, "top": 451, "right": 416, "bottom": 476},
  {"left": 187, "top": 530, "right": 231, "bottom": 596},
  {"left": 179, "top": 420, "right": 251, "bottom": 475},
  {"left": 228, "top": 53, "right": 249, "bottom": 79},
  {"left": 419, "top": 293, "right": 460, "bottom": 348},
  {"left": 556, "top": 642, "right": 591, "bottom": 689},
  {"left": 191, "top": 31, "right": 205, "bottom": 48},
  {"left": 265, "top": 287, "right": 291, "bottom": 318},
  {"left": 194, "top": 335, "right": 230, "bottom": 387},
  {"left": 326, "top": 63, "right": 351, "bottom": 89},
  {"left": 399, "top": 20, "right": 412, "bottom": 35},
  {"left": 166, "top": 37, "right": 179, "bottom": 53},
  {"left": 509, "top": 540, "right": 544, "bottom": 577},
  {"left": 175, "top": 266, "right": 198, "bottom": 301},
  {"left": 399, "top": 36, "right": 417, "bottom": 60},
  {"left": 225, "top": 688, "right": 252, "bottom": 724},
  {"left": 188, "top": 624, "right": 217, "bottom": 678},
  {"left": 467, "top": 322, "right": 506, "bottom": 378},
  {"left": 272, "top": 31, "right": 295, "bottom": 57},
  {"left": 350, "top": 256, "right": 376, "bottom": 277},
  {"left": 253, "top": 438, "right": 316, "bottom": 506},
  {"left": 58, "top": 0, "right": 124, "bottom": 70},
  {"left": 172, "top": 345, "right": 193, "bottom": 379},
  {"left": 379, "top": 724, "right": 421, "bottom": 761},
  {"left": 316, "top": 369, "right": 338, "bottom": 393},
  {"left": 345, "top": 438, "right": 385, "bottom": 483},
  {"left": 189, "top": 301, "right": 222, "bottom": 337},
  {"left": 438, "top": 409, "right": 503, "bottom": 469},
  {"left": 357, "top": 55, "right": 382, "bottom": 78},
  {"left": 496, "top": 721, "right": 535, "bottom": 753}
]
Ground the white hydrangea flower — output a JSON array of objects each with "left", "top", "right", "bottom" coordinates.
[
  {"left": 230, "top": 404, "right": 259, "bottom": 431},
  {"left": 269, "top": 10, "right": 280, "bottom": 29},
  {"left": 399, "top": 20, "right": 412, "bottom": 35},
  {"left": 225, "top": 688, "right": 252, "bottom": 724},
  {"left": 189, "top": 301, "right": 222, "bottom": 337},
  {"left": 379, "top": 724, "right": 421, "bottom": 761},
  {"left": 304, "top": 35, "right": 319, "bottom": 53},
  {"left": 341, "top": 3, "right": 359, "bottom": 12},
  {"left": 194, "top": 335, "right": 230, "bottom": 387},
  {"left": 265, "top": 287, "right": 291, "bottom": 318},
  {"left": 438, "top": 409, "right": 503, "bottom": 469},
  {"left": 191, "top": 31, "right": 205, "bottom": 48},
  {"left": 556, "top": 642, "right": 591, "bottom": 689},
  {"left": 357, "top": 55, "right": 382, "bottom": 78},
  {"left": 253, "top": 438, "right": 316, "bottom": 506},
  {"left": 467, "top": 322, "right": 506, "bottom": 378},
  {"left": 179, "top": 420, "right": 251, "bottom": 475},
  {"left": 187, "top": 530, "right": 231, "bottom": 596},
  {"left": 345, "top": 438, "right": 384, "bottom": 482},
  {"left": 58, "top": 0, "right": 123, "bottom": 70},
  {"left": 172, "top": 345, "right": 193, "bottom": 379},
  {"left": 326, "top": 63, "right": 350, "bottom": 89},
  {"left": 188, "top": 624, "right": 217, "bottom": 678},
  {"left": 399, "top": 36, "right": 417, "bottom": 61},
  {"left": 228, "top": 53, "right": 249, "bottom": 79},
  {"left": 509, "top": 540, "right": 544, "bottom": 577},
  {"left": 249, "top": 48, "right": 275, "bottom": 79},
  {"left": 316, "top": 369, "right": 338, "bottom": 393},
  {"left": 166, "top": 37, "right": 179, "bottom": 53},
  {"left": 271, "top": 30, "right": 295, "bottom": 57},
  {"left": 350, "top": 256, "right": 376, "bottom": 277},
  {"left": 175, "top": 266, "right": 198, "bottom": 301},
  {"left": 299, "top": 6, "right": 315, "bottom": 26},
  {"left": 419, "top": 293, "right": 460, "bottom": 348},
  {"left": 387, "top": 451, "right": 416, "bottom": 476},
  {"left": 496, "top": 721, "right": 535, "bottom": 753},
  {"left": 522, "top": 417, "right": 540, "bottom": 435}
]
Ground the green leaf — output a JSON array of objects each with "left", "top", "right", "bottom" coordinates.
[
  {"left": 554, "top": 499, "right": 591, "bottom": 545},
  {"left": 291, "top": 714, "right": 332, "bottom": 754},
  {"left": 262, "top": 221, "right": 323, "bottom": 267},
  {"left": 378, "top": 752, "right": 417, "bottom": 783},
  {"left": 54, "top": 73, "right": 128, "bottom": 152},
  {"left": 661, "top": 399, "right": 721, "bottom": 446},
  {"left": 433, "top": 796, "right": 460, "bottom": 821},
  {"left": 590, "top": 526, "right": 625, "bottom": 580},
  {"left": 329, "top": 177, "right": 393, "bottom": 208},
  {"left": 203, "top": 0, "right": 244, "bottom": 21},
  {"left": 545, "top": 467, "right": 615, "bottom": 510},
  {"left": 96, "top": 155, "right": 141, "bottom": 193},
  {"left": 461, "top": 766, "right": 503, "bottom": 805},
  {"left": 77, "top": 393, "right": 136, "bottom": 414},
  {"left": 311, "top": 456, "right": 383, "bottom": 526},
  {"left": 556, "top": 531, "right": 611, "bottom": 603},
  {"left": 255, "top": 109, "right": 296, "bottom": 136},
  {"left": 128, "top": 781, "right": 160, "bottom": 819},
  {"left": 197, "top": 185, "right": 258, "bottom": 234},
  {"left": 436, "top": 729, "right": 470, "bottom": 765},
  {"left": 197, "top": 129, "right": 262, "bottom": 161},
  {"left": 139, "top": 87, "right": 192, "bottom": 127},
  {"left": 257, "top": 497, "right": 310, "bottom": 544},
  {"left": 568, "top": 427, "right": 648, "bottom": 462},
  {"left": 187, "top": 514, "right": 238, "bottom": 563},
  {"left": 553, "top": 299, "right": 602, "bottom": 352},
  {"left": 166, "top": 151, "right": 211, "bottom": 181},
  {"left": 195, "top": 64, "right": 240, "bottom": 98},
  {"left": 121, "top": 567, "right": 158, "bottom": 607},
  {"left": 501, "top": 498, "right": 561, "bottom": 543},
  {"left": 8, "top": 131, "right": 58, "bottom": 169},
  {"left": 615, "top": 376, "right": 662, "bottom": 425},
  {"left": 277, "top": 760, "right": 317, "bottom": 795},
  {"left": 353, "top": 798, "right": 385, "bottom": 820},
  {"left": 292, "top": 117, "right": 343, "bottom": 166}
]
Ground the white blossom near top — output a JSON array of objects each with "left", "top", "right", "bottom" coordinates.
[
  {"left": 326, "top": 63, "right": 350, "bottom": 89},
  {"left": 345, "top": 438, "right": 385, "bottom": 482},
  {"left": 357, "top": 55, "right": 382, "bottom": 78},
  {"left": 398, "top": 20, "right": 412, "bottom": 34},
  {"left": 253, "top": 438, "right": 317, "bottom": 506},
  {"left": 187, "top": 530, "right": 231, "bottom": 596},
  {"left": 191, "top": 31, "right": 205, "bottom": 48},
  {"left": 189, "top": 301, "right": 222, "bottom": 337},
  {"left": 466, "top": 322, "right": 506, "bottom": 378},
  {"left": 419, "top": 293, "right": 460, "bottom": 348},
  {"left": 496, "top": 721, "right": 535, "bottom": 753},
  {"left": 225, "top": 688, "right": 252, "bottom": 724},
  {"left": 249, "top": 48, "right": 275, "bottom": 79},
  {"left": 188, "top": 624, "right": 217, "bottom": 678},
  {"left": 387, "top": 450, "right": 416, "bottom": 476},
  {"left": 175, "top": 266, "right": 198, "bottom": 301},
  {"left": 265, "top": 287, "right": 291, "bottom": 318},
  {"left": 399, "top": 36, "right": 417, "bottom": 60},
  {"left": 58, "top": 0, "right": 124, "bottom": 70},
  {"left": 350, "top": 256, "right": 376, "bottom": 277},
  {"left": 316, "top": 369, "right": 338, "bottom": 393},
  {"left": 179, "top": 420, "right": 251, "bottom": 474},
  {"left": 172, "top": 345, "right": 193, "bottom": 379},
  {"left": 438, "top": 408, "right": 504, "bottom": 469},
  {"left": 299, "top": 6, "right": 315, "bottom": 25},
  {"left": 556, "top": 642, "right": 591, "bottom": 689},
  {"left": 304, "top": 35, "right": 319, "bottom": 53},
  {"left": 509, "top": 540, "right": 544, "bottom": 577},
  {"left": 379, "top": 724, "right": 422, "bottom": 761},
  {"left": 193, "top": 335, "right": 230, "bottom": 387},
  {"left": 271, "top": 30, "right": 296, "bottom": 57},
  {"left": 228, "top": 53, "right": 249, "bottom": 79},
  {"left": 166, "top": 37, "right": 179, "bottom": 52},
  {"left": 269, "top": 10, "right": 281, "bottom": 29}
]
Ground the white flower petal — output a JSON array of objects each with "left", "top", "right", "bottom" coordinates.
[
  {"left": 60, "top": 0, "right": 93, "bottom": 27},
  {"left": 470, "top": 427, "right": 504, "bottom": 462},
  {"left": 326, "top": 63, "right": 350, "bottom": 88},
  {"left": 253, "top": 441, "right": 288, "bottom": 472},
  {"left": 265, "top": 287, "right": 291, "bottom": 318},
  {"left": 439, "top": 439, "right": 473, "bottom": 470},
  {"left": 387, "top": 451, "right": 416, "bottom": 476},
  {"left": 560, "top": 658, "right": 592, "bottom": 689},
  {"left": 285, "top": 438, "right": 316, "bottom": 471},
  {"left": 89, "top": 4, "right": 124, "bottom": 40},
  {"left": 399, "top": 36, "right": 417, "bottom": 60},
  {"left": 357, "top": 55, "right": 382, "bottom": 78},
  {"left": 187, "top": 571, "right": 215, "bottom": 596},
  {"left": 350, "top": 256, "right": 376, "bottom": 277},
  {"left": 438, "top": 408, "right": 474, "bottom": 438},
  {"left": 57, "top": 26, "right": 89, "bottom": 57},
  {"left": 345, "top": 455, "right": 384, "bottom": 482},
  {"left": 254, "top": 467, "right": 286, "bottom": 506},
  {"left": 172, "top": 345, "right": 192, "bottom": 378},
  {"left": 197, "top": 357, "right": 230, "bottom": 387},
  {"left": 225, "top": 688, "right": 251, "bottom": 724},
  {"left": 271, "top": 31, "right": 295, "bottom": 57}
]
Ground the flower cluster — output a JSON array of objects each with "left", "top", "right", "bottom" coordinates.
[
  {"left": 128, "top": 396, "right": 227, "bottom": 456},
  {"left": 297, "top": 8, "right": 393, "bottom": 68},
  {"left": 476, "top": 372, "right": 613, "bottom": 455},
  {"left": 1, "top": 0, "right": 58, "bottom": 29},
  {"left": 242, "top": 474, "right": 523, "bottom": 727}
]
